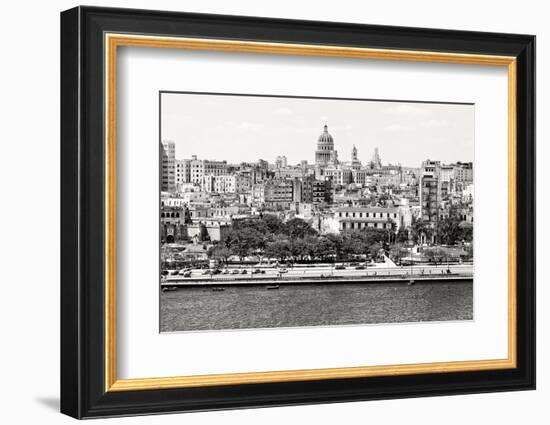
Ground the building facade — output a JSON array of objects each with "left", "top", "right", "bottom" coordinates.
[
  {"left": 419, "top": 160, "right": 442, "bottom": 238},
  {"left": 275, "top": 155, "right": 288, "bottom": 169},
  {"left": 336, "top": 206, "right": 406, "bottom": 231},
  {"left": 161, "top": 140, "right": 176, "bottom": 192}
]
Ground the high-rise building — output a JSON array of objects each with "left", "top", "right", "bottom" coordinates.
[
  {"left": 419, "top": 160, "right": 442, "bottom": 236},
  {"left": 175, "top": 159, "right": 191, "bottom": 187},
  {"left": 161, "top": 140, "right": 176, "bottom": 192},
  {"left": 250, "top": 179, "right": 294, "bottom": 209},
  {"left": 291, "top": 176, "right": 332, "bottom": 204},
  {"left": 454, "top": 162, "right": 474, "bottom": 182},
  {"left": 275, "top": 155, "right": 288, "bottom": 169}
]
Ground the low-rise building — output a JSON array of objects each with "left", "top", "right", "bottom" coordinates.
[
  {"left": 187, "top": 219, "right": 232, "bottom": 242},
  {"left": 335, "top": 202, "right": 412, "bottom": 232},
  {"left": 160, "top": 206, "right": 189, "bottom": 243},
  {"left": 324, "top": 167, "right": 353, "bottom": 186}
]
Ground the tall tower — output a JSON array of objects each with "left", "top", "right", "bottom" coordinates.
[
  {"left": 350, "top": 145, "right": 361, "bottom": 170},
  {"left": 315, "top": 124, "right": 337, "bottom": 167},
  {"left": 419, "top": 159, "right": 442, "bottom": 243},
  {"left": 371, "top": 147, "right": 382, "bottom": 169},
  {"left": 161, "top": 140, "right": 176, "bottom": 192}
]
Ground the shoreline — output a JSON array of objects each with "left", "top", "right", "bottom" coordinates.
[{"left": 161, "top": 274, "right": 473, "bottom": 287}]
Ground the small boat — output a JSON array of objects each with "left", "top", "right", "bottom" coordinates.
[
  {"left": 162, "top": 286, "right": 177, "bottom": 292},
  {"left": 407, "top": 279, "right": 415, "bottom": 286},
  {"left": 266, "top": 285, "right": 280, "bottom": 290},
  {"left": 212, "top": 287, "right": 225, "bottom": 292}
]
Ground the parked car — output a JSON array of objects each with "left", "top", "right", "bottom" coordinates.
[
  {"left": 335, "top": 264, "right": 346, "bottom": 270},
  {"left": 212, "top": 269, "right": 222, "bottom": 275},
  {"left": 279, "top": 268, "right": 288, "bottom": 273},
  {"left": 183, "top": 271, "right": 192, "bottom": 278},
  {"left": 241, "top": 269, "right": 248, "bottom": 274},
  {"left": 202, "top": 269, "right": 211, "bottom": 275},
  {"left": 355, "top": 264, "right": 366, "bottom": 270},
  {"left": 231, "top": 269, "right": 240, "bottom": 275},
  {"left": 253, "top": 269, "right": 262, "bottom": 274}
]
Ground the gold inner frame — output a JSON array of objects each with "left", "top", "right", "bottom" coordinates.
[{"left": 104, "top": 33, "right": 517, "bottom": 392}]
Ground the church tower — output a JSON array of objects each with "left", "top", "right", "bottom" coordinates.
[
  {"left": 350, "top": 145, "right": 361, "bottom": 170},
  {"left": 370, "top": 147, "right": 382, "bottom": 169}
]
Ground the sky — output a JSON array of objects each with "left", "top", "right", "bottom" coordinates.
[{"left": 161, "top": 92, "right": 474, "bottom": 168}]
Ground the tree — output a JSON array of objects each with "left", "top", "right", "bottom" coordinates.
[
  {"left": 264, "top": 239, "right": 291, "bottom": 262},
  {"left": 340, "top": 234, "right": 359, "bottom": 259},
  {"left": 410, "top": 216, "right": 432, "bottom": 245},
  {"left": 390, "top": 245, "right": 409, "bottom": 265},
  {"left": 423, "top": 247, "right": 446, "bottom": 263},
  {"left": 369, "top": 242, "right": 383, "bottom": 261},
  {"left": 314, "top": 237, "right": 337, "bottom": 261},
  {"left": 207, "top": 245, "right": 232, "bottom": 265},
  {"left": 463, "top": 244, "right": 474, "bottom": 260},
  {"left": 224, "top": 227, "right": 265, "bottom": 260},
  {"left": 438, "top": 216, "right": 463, "bottom": 245},
  {"left": 358, "top": 227, "right": 388, "bottom": 246},
  {"left": 386, "top": 218, "right": 397, "bottom": 236},
  {"left": 262, "top": 214, "right": 285, "bottom": 234},
  {"left": 341, "top": 232, "right": 370, "bottom": 259},
  {"left": 289, "top": 238, "right": 308, "bottom": 262},
  {"left": 459, "top": 223, "right": 473, "bottom": 242},
  {"left": 284, "top": 218, "right": 317, "bottom": 240},
  {"left": 395, "top": 228, "right": 409, "bottom": 244},
  {"left": 301, "top": 234, "right": 319, "bottom": 261},
  {"left": 324, "top": 234, "right": 344, "bottom": 259}
]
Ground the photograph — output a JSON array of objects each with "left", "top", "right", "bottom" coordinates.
[
  {"left": 159, "top": 92, "right": 475, "bottom": 332},
  {"left": 56, "top": 4, "right": 536, "bottom": 419}
]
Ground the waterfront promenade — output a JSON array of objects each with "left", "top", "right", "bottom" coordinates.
[{"left": 161, "top": 263, "right": 473, "bottom": 287}]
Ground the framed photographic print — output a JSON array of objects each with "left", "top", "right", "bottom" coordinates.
[{"left": 60, "top": 6, "right": 536, "bottom": 419}]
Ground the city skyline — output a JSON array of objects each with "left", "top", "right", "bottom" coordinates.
[
  {"left": 161, "top": 92, "right": 474, "bottom": 167},
  {"left": 159, "top": 92, "right": 474, "bottom": 332}
]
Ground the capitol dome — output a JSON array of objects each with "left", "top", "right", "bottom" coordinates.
[
  {"left": 315, "top": 124, "right": 338, "bottom": 166},
  {"left": 317, "top": 124, "right": 334, "bottom": 148}
]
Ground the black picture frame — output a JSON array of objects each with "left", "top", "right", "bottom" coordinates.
[{"left": 61, "top": 5, "right": 535, "bottom": 419}]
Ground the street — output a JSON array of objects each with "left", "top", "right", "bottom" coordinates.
[{"left": 163, "top": 262, "right": 473, "bottom": 284}]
